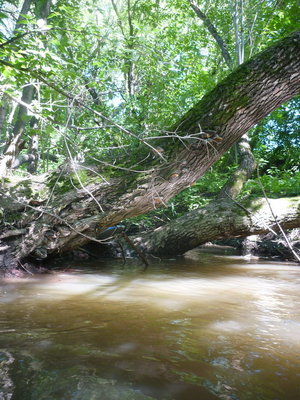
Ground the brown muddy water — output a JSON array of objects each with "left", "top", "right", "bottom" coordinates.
[{"left": 0, "top": 250, "right": 299, "bottom": 400}]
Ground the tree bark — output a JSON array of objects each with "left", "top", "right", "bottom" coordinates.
[
  {"left": 0, "top": 0, "right": 52, "bottom": 177},
  {"left": 16, "top": 0, "right": 34, "bottom": 28},
  {"left": 217, "top": 134, "right": 256, "bottom": 199},
  {"left": 0, "top": 94, "right": 8, "bottom": 142},
  {"left": 131, "top": 197, "right": 300, "bottom": 257},
  {"left": 0, "top": 85, "right": 35, "bottom": 176},
  {"left": 0, "top": 32, "right": 300, "bottom": 268}
]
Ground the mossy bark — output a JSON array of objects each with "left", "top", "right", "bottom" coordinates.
[
  {"left": 131, "top": 197, "right": 300, "bottom": 258},
  {"left": 0, "top": 32, "right": 300, "bottom": 271}
]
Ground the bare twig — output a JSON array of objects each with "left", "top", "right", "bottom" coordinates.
[
  {"left": 0, "top": 189, "right": 112, "bottom": 247},
  {"left": 0, "top": 69, "right": 167, "bottom": 161},
  {"left": 120, "top": 231, "right": 148, "bottom": 267},
  {"left": 223, "top": 191, "right": 277, "bottom": 235},
  {"left": 256, "top": 168, "right": 300, "bottom": 263}
]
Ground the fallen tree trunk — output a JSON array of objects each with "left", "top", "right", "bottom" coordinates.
[
  {"left": 0, "top": 32, "right": 300, "bottom": 269},
  {"left": 131, "top": 197, "right": 300, "bottom": 258}
]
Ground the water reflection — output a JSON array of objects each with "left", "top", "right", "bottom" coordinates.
[{"left": 0, "top": 253, "right": 300, "bottom": 399}]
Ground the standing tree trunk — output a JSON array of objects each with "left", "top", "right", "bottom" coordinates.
[
  {"left": 0, "top": 0, "right": 52, "bottom": 177},
  {"left": 0, "top": 85, "right": 35, "bottom": 176},
  {"left": 217, "top": 134, "right": 256, "bottom": 199}
]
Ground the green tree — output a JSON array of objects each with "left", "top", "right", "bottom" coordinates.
[{"left": 0, "top": 1, "right": 299, "bottom": 270}]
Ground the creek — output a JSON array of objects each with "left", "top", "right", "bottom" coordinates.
[{"left": 0, "top": 249, "right": 299, "bottom": 399}]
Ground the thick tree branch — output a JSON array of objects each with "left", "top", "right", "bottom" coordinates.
[
  {"left": 0, "top": 32, "right": 300, "bottom": 264},
  {"left": 15, "top": 0, "right": 34, "bottom": 28},
  {"left": 188, "top": 0, "right": 233, "bottom": 68}
]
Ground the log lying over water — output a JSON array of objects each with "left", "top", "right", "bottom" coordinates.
[{"left": 132, "top": 197, "right": 300, "bottom": 258}]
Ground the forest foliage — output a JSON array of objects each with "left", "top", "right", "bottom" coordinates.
[{"left": 0, "top": 0, "right": 299, "bottom": 230}]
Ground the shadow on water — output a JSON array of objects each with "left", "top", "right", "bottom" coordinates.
[{"left": 0, "top": 251, "right": 300, "bottom": 399}]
